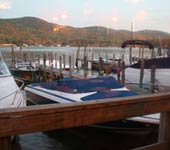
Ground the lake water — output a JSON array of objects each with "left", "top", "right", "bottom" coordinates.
[
  {"left": 1, "top": 46, "right": 153, "bottom": 66},
  {"left": 12, "top": 125, "right": 158, "bottom": 150}
]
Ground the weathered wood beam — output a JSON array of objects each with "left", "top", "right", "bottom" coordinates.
[{"left": 0, "top": 92, "right": 170, "bottom": 138}]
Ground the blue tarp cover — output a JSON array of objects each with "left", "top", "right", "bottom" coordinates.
[
  {"left": 81, "top": 90, "right": 139, "bottom": 101},
  {"left": 30, "top": 76, "right": 124, "bottom": 93}
]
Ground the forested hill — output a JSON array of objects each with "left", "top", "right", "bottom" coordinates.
[{"left": 0, "top": 17, "right": 170, "bottom": 47}]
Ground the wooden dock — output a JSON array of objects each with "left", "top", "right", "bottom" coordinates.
[{"left": 1, "top": 92, "right": 170, "bottom": 149}]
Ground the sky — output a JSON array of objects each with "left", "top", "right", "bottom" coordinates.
[{"left": 0, "top": 0, "right": 170, "bottom": 33}]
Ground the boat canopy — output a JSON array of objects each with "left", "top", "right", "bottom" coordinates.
[{"left": 121, "top": 40, "right": 154, "bottom": 49}]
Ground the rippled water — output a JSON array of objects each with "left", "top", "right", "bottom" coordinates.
[{"left": 11, "top": 124, "right": 158, "bottom": 150}]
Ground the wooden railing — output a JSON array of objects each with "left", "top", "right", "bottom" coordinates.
[{"left": 1, "top": 92, "right": 170, "bottom": 150}]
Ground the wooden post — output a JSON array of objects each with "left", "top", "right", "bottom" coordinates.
[
  {"left": 55, "top": 53, "right": 57, "bottom": 68},
  {"left": 0, "top": 137, "right": 11, "bottom": 150},
  {"left": 19, "top": 46, "right": 22, "bottom": 61},
  {"left": 139, "top": 59, "right": 144, "bottom": 88},
  {"left": 37, "top": 54, "right": 41, "bottom": 82},
  {"left": 105, "top": 52, "right": 108, "bottom": 62},
  {"left": 59, "top": 56, "right": 62, "bottom": 78},
  {"left": 69, "top": 55, "right": 72, "bottom": 77},
  {"left": 43, "top": 54, "right": 47, "bottom": 81},
  {"left": 37, "top": 54, "right": 40, "bottom": 67},
  {"left": 51, "top": 53, "right": 53, "bottom": 69},
  {"left": 83, "top": 45, "right": 87, "bottom": 62},
  {"left": 151, "top": 48, "right": 155, "bottom": 59},
  {"left": 83, "top": 55, "right": 88, "bottom": 78},
  {"left": 121, "top": 61, "right": 125, "bottom": 86},
  {"left": 24, "top": 53, "right": 26, "bottom": 62},
  {"left": 141, "top": 45, "right": 144, "bottom": 60},
  {"left": 63, "top": 54, "right": 65, "bottom": 70},
  {"left": 159, "top": 112, "right": 170, "bottom": 149},
  {"left": 43, "top": 54, "right": 46, "bottom": 67},
  {"left": 139, "top": 47, "right": 141, "bottom": 59},
  {"left": 112, "top": 54, "right": 115, "bottom": 66},
  {"left": 150, "top": 65, "right": 156, "bottom": 93},
  {"left": 84, "top": 55, "right": 88, "bottom": 71},
  {"left": 48, "top": 52, "right": 50, "bottom": 67},
  {"left": 129, "top": 46, "right": 132, "bottom": 65},
  {"left": 31, "top": 52, "right": 34, "bottom": 68},
  {"left": 98, "top": 57, "right": 104, "bottom": 76},
  {"left": 75, "top": 46, "right": 80, "bottom": 68},
  {"left": 72, "top": 54, "right": 74, "bottom": 70},
  {"left": 91, "top": 51, "right": 94, "bottom": 75},
  {"left": 11, "top": 45, "right": 15, "bottom": 66},
  {"left": 117, "top": 59, "right": 121, "bottom": 82}
]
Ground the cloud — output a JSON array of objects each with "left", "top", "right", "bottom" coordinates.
[
  {"left": 125, "top": 0, "right": 144, "bottom": 4},
  {"left": 83, "top": 2, "right": 93, "bottom": 16},
  {"left": 0, "top": 0, "right": 11, "bottom": 9},
  {"left": 135, "top": 10, "right": 147, "bottom": 20}
]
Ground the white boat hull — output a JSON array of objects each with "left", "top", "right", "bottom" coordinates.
[{"left": 0, "top": 76, "right": 26, "bottom": 109}]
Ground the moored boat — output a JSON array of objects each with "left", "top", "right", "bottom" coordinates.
[
  {"left": 122, "top": 40, "right": 170, "bottom": 90},
  {"left": 0, "top": 51, "right": 26, "bottom": 109},
  {"left": 24, "top": 76, "right": 139, "bottom": 104},
  {"left": 9, "top": 60, "right": 40, "bottom": 85}
]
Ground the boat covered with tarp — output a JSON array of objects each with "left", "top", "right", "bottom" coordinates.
[{"left": 25, "top": 76, "right": 139, "bottom": 104}]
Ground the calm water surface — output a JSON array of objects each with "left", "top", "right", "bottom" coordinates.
[{"left": 12, "top": 125, "right": 158, "bottom": 150}]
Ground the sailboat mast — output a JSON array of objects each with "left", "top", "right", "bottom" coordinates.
[{"left": 129, "top": 22, "right": 133, "bottom": 65}]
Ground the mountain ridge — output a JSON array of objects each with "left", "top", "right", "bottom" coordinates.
[{"left": 0, "top": 17, "right": 170, "bottom": 47}]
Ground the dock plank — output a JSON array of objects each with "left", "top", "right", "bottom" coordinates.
[{"left": 0, "top": 92, "right": 170, "bottom": 138}]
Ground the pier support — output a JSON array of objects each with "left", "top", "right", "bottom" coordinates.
[
  {"left": 159, "top": 112, "right": 170, "bottom": 146},
  {"left": 0, "top": 137, "right": 11, "bottom": 150}
]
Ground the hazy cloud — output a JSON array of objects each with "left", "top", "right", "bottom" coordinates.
[
  {"left": 83, "top": 2, "right": 93, "bottom": 16},
  {"left": 125, "top": 0, "right": 144, "bottom": 4},
  {"left": 0, "top": 0, "right": 11, "bottom": 9}
]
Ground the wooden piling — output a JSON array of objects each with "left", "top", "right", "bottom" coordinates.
[
  {"left": 69, "top": 55, "right": 72, "bottom": 77},
  {"left": 51, "top": 53, "right": 54, "bottom": 69},
  {"left": 129, "top": 46, "right": 132, "bottom": 65},
  {"left": 139, "top": 59, "right": 144, "bottom": 88},
  {"left": 159, "top": 112, "right": 170, "bottom": 145},
  {"left": 112, "top": 54, "right": 115, "bottom": 65},
  {"left": 141, "top": 45, "right": 144, "bottom": 60},
  {"left": 0, "top": 137, "right": 11, "bottom": 150},
  {"left": 63, "top": 54, "right": 66, "bottom": 70},
  {"left": 54, "top": 53, "right": 57, "bottom": 68},
  {"left": 139, "top": 46, "right": 141, "bottom": 59},
  {"left": 105, "top": 52, "right": 108, "bottom": 62},
  {"left": 117, "top": 59, "right": 121, "bottom": 82},
  {"left": 59, "top": 56, "right": 62, "bottom": 77},
  {"left": 43, "top": 54, "right": 47, "bottom": 81},
  {"left": 19, "top": 46, "right": 22, "bottom": 61},
  {"left": 91, "top": 51, "right": 94, "bottom": 75},
  {"left": 72, "top": 54, "right": 74, "bottom": 70},
  {"left": 11, "top": 45, "right": 15, "bottom": 66},
  {"left": 24, "top": 53, "right": 26, "bottom": 62},
  {"left": 150, "top": 65, "right": 156, "bottom": 93},
  {"left": 75, "top": 46, "right": 80, "bottom": 68},
  {"left": 121, "top": 61, "right": 125, "bottom": 86}
]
